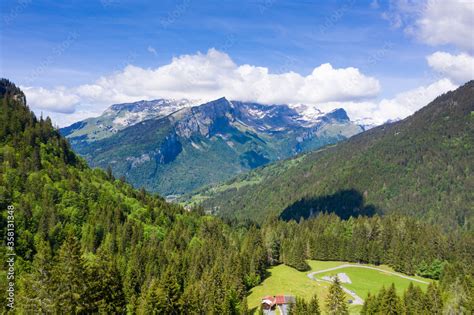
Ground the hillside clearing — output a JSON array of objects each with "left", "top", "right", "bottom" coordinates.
[{"left": 247, "top": 260, "right": 432, "bottom": 314}]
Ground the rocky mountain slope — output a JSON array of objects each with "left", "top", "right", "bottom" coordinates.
[
  {"left": 185, "top": 82, "right": 474, "bottom": 230},
  {"left": 61, "top": 97, "right": 363, "bottom": 196},
  {"left": 61, "top": 98, "right": 200, "bottom": 141}
]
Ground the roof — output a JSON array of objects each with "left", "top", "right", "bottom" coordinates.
[
  {"left": 262, "top": 295, "right": 295, "bottom": 305},
  {"left": 275, "top": 295, "right": 295, "bottom": 305}
]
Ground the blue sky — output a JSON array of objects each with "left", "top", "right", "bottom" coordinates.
[{"left": 1, "top": 0, "right": 473, "bottom": 125}]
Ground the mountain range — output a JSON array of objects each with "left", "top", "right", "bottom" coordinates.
[
  {"left": 61, "top": 97, "right": 363, "bottom": 197},
  {"left": 2, "top": 78, "right": 472, "bottom": 314},
  {"left": 184, "top": 81, "right": 474, "bottom": 230}
]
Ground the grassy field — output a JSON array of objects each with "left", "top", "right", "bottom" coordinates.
[{"left": 247, "top": 260, "right": 432, "bottom": 314}]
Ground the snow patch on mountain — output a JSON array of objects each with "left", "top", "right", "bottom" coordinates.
[{"left": 289, "top": 103, "right": 324, "bottom": 121}]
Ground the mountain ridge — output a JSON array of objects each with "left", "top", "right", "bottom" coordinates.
[
  {"left": 61, "top": 97, "right": 363, "bottom": 196},
  {"left": 185, "top": 81, "right": 474, "bottom": 230}
]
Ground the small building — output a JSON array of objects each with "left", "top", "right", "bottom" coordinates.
[
  {"left": 261, "top": 295, "right": 295, "bottom": 311},
  {"left": 261, "top": 296, "right": 276, "bottom": 310}
]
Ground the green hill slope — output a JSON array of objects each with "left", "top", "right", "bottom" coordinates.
[
  {"left": 186, "top": 81, "right": 474, "bottom": 229},
  {"left": 1, "top": 79, "right": 472, "bottom": 313},
  {"left": 0, "top": 79, "right": 266, "bottom": 313}
]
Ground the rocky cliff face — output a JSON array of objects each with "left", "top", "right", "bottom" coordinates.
[{"left": 61, "top": 97, "right": 364, "bottom": 196}]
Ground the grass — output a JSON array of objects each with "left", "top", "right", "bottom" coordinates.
[
  {"left": 247, "top": 260, "right": 432, "bottom": 314},
  {"left": 247, "top": 264, "right": 331, "bottom": 314}
]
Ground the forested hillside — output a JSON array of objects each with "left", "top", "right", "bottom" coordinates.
[
  {"left": 0, "top": 79, "right": 266, "bottom": 313},
  {"left": 0, "top": 79, "right": 472, "bottom": 313},
  {"left": 188, "top": 81, "right": 474, "bottom": 230}
]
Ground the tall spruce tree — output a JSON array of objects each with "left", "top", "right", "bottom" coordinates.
[
  {"left": 423, "top": 282, "right": 443, "bottom": 314},
  {"left": 86, "top": 249, "right": 126, "bottom": 313},
  {"left": 137, "top": 278, "right": 165, "bottom": 314},
  {"left": 51, "top": 235, "right": 89, "bottom": 313},
  {"left": 403, "top": 282, "right": 424, "bottom": 314},
  {"left": 161, "top": 267, "right": 182, "bottom": 314},
  {"left": 325, "top": 276, "right": 348, "bottom": 315},
  {"left": 18, "top": 239, "right": 54, "bottom": 313},
  {"left": 380, "top": 284, "right": 403, "bottom": 315},
  {"left": 308, "top": 293, "right": 321, "bottom": 314},
  {"left": 361, "top": 292, "right": 377, "bottom": 315}
]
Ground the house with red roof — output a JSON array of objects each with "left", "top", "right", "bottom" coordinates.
[{"left": 261, "top": 295, "right": 295, "bottom": 311}]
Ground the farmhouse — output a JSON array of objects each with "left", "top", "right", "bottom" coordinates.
[{"left": 261, "top": 295, "right": 296, "bottom": 311}]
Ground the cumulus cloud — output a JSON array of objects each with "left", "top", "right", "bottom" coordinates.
[
  {"left": 413, "top": 0, "right": 474, "bottom": 52},
  {"left": 333, "top": 78, "right": 458, "bottom": 125},
  {"left": 22, "top": 49, "right": 458, "bottom": 128},
  {"left": 22, "top": 86, "right": 79, "bottom": 113},
  {"left": 384, "top": 0, "right": 474, "bottom": 52},
  {"left": 427, "top": 52, "right": 474, "bottom": 84},
  {"left": 23, "top": 49, "right": 381, "bottom": 125}
]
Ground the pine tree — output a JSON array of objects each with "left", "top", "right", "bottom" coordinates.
[
  {"left": 161, "top": 268, "right": 182, "bottom": 314},
  {"left": 360, "top": 293, "right": 372, "bottom": 315},
  {"left": 368, "top": 291, "right": 382, "bottom": 314},
  {"left": 18, "top": 239, "right": 54, "bottom": 313},
  {"left": 403, "top": 282, "right": 423, "bottom": 314},
  {"left": 423, "top": 282, "right": 443, "bottom": 314},
  {"left": 283, "top": 237, "right": 309, "bottom": 271},
  {"left": 290, "top": 296, "right": 308, "bottom": 314},
  {"left": 380, "top": 283, "right": 402, "bottom": 315},
  {"left": 222, "top": 289, "right": 240, "bottom": 315},
  {"left": 86, "top": 249, "right": 126, "bottom": 313},
  {"left": 325, "top": 276, "right": 348, "bottom": 315},
  {"left": 137, "top": 278, "right": 165, "bottom": 314},
  {"left": 32, "top": 146, "right": 41, "bottom": 171},
  {"left": 51, "top": 235, "right": 89, "bottom": 313},
  {"left": 308, "top": 293, "right": 321, "bottom": 314},
  {"left": 240, "top": 296, "right": 250, "bottom": 315}
]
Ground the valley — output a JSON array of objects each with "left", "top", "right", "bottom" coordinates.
[
  {"left": 3, "top": 1, "right": 474, "bottom": 314},
  {"left": 61, "top": 97, "right": 363, "bottom": 197},
  {"left": 247, "top": 260, "right": 432, "bottom": 314},
  {"left": 1, "top": 79, "right": 472, "bottom": 314},
  {"left": 186, "top": 82, "right": 474, "bottom": 230}
]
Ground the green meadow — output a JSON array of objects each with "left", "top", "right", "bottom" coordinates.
[{"left": 247, "top": 260, "right": 432, "bottom": 314}]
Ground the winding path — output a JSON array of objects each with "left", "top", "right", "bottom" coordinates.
[{"left": 306, "top": 263, "right": 429, "bottom": 305}]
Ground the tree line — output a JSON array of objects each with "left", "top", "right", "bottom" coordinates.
[{"left": 0, "top": 79, "right": 472, "bottom": 313}]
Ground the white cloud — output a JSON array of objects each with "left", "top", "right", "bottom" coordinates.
[
  {"left": 427, "top": 52, "right": 474, "bottom": 84},
  {"left": 22, "top": 49, "right": 458, "bottom": 128},
  {"left": 413, "top": 0, "right": 474, "bottom": 52},
  {"left": 22, "top": 49, "right": 381, "bottom": 125},
  {"left": 385, "top": 0, "right": 474, "bottom": 52},
  {"left": 22, "top": 86, "right": 79, "bottom": 113},
  {"left": 331, "top": 78, "right": 458, "bottom": 125}
]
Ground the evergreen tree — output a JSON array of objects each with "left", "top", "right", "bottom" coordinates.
[
  {"left": 51, "top": 235, "right": 89, "bottom": 313},
  {"left": 222, "top": 289, "right": 240, "bottom": 315},
  {"left": 308, "top": 293, "right": 321, "bottom": 314},
  {"left": 290, "top": 296, "right": 308, "bottom": 314},
  {"left": 240, "top": 296, "right": 250, "bottom": 315},
  {"left": 18, "top": 239, "right": 54, "bottom": 313},
  {"left": 361, "top": 292, "right": 375, "bottom": 315},
  {"left": 403, "top": 282, "right": 424, "bottom": 314},
  {"left": 423, "top": 282, "right": 443, "bottom": 314},
  {"left": 161, "top": 268, "right": 182, "bottom": 314},
  {"left": 325, "top": 276, "right": 348, "bottom": 315},
  {"left": 137, "top": 279, "right": 165, "bottom": 314},
  {"left": 282, "top": 237, "right": 310, "bottom": 271},
  {"left": 380, "top": 283, "right": 402, "bottom": 315},
  {"left": 86, "top": 249, "right": 126, "bottom": 313}
]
